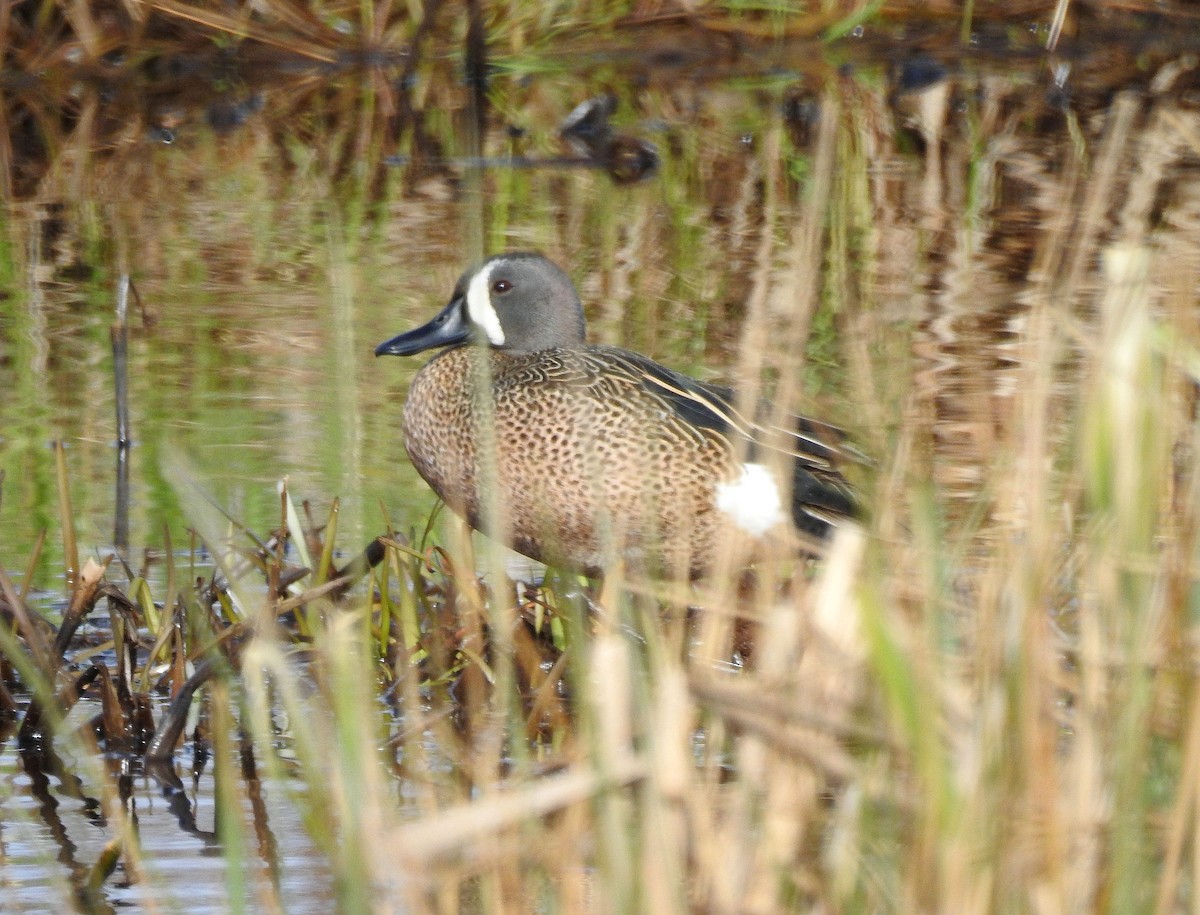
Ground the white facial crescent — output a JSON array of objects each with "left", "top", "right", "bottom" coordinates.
[{"left": 465, "top": 261, "right": 507, "bottom": 346}]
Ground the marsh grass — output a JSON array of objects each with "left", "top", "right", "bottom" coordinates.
[
  {"left": 7, "top": 111, "right": 1200, "bottom": 912},
  {"left": 5, "top": 3, "right": 1200, "bottom": 914}
]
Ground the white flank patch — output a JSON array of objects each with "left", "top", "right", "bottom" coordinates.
[
  {"left": 714, "top": 463, "right": 786, "bottom": 537},
  {"left": 466, "top": 260, "right": 506, "bottom": 346}
]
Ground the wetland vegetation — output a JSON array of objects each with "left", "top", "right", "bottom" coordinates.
[{"left": 2, "top": 0, "right": 1200, "bottom": 911}]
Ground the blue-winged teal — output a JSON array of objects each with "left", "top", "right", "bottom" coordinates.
[{"left": 375, "top": 252, "right": 855, "bottom": 578}]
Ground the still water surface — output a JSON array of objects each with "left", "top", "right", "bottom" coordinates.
[{"left": 1, "top": 727, "right": 335, "bottom": 912}]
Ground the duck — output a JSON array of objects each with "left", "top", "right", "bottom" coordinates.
[{"left": 374, "top": 252, "right": 856, "bottom": 579}]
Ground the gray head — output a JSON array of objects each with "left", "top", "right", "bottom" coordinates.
[{"left": 374, "top": 252, "right": 587, "bottom": 359}]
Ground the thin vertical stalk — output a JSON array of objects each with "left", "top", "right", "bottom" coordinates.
[{"left": 53, "top": 440, "right": 78, "bottom": 590}]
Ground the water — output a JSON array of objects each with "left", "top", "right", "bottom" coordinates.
[
  {"left": 0, "top": 707, "right": 336, "bottom": 913},
  {"left": 0, "top": 37, "right": 1130, "bottom": 583}
]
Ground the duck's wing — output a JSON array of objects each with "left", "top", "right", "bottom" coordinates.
[
  {"left": 597, "top": 348, "right": 741, "bottom": 434},
  {"left": 596, "top": 346, "right": 849, "bottom": 462},
  {"left": 525, "top": 345, "right": 860, "bottom": 525},
  {"left": 588, "top": 347, "right": 859, "bottom": 522}
]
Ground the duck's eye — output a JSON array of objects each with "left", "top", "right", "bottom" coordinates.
[{"left": 492, "top": 279, "right": 512, "bottom": 294}]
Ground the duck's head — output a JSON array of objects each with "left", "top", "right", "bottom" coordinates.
[{"left": 374, "top": 252, "right": 587, "bottom": 358}]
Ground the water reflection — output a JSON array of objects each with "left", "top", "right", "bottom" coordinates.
[{"left": 2, "top": 696, "right": 333, "bottom": 912}]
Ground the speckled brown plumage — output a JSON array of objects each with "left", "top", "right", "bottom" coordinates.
[
  {"left": 403, "top": 344, "right": 742, "bottom": 577},
  {"left": 377, "top": 252, "right": 857, "bottom": 578}
]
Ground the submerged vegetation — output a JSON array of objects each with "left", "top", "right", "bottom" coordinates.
[{"left": 3, "top": 0, "right": 1200, "bottom": 912}]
